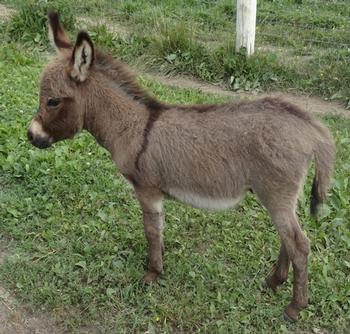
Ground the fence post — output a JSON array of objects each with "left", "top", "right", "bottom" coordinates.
[{"left": 235, "top": 0, "right": 257, "bottom": 56}]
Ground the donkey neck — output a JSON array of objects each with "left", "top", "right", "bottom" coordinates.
[{"left": 82, "top": 75, "right": 150, "bottom": 171}]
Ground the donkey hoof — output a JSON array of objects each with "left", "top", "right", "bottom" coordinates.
[
  {"left": 143, "top": 271, "right": 159, "bottom": 283},
  {"left": 263, "top": 276, "right": 283, "bottom": 292},
  {"left": 263, "top": 278, "right": 277, "bottom": 292},
  {"left": 264, "top": 274, "right": 287, "bottom": 292},
  {"left": 283, "top": 304, "right": 299, "bottom": 322}
]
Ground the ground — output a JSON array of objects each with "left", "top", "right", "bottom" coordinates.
[
  {"left": 0, "top": 247, "right": 65, "bottom": 334},
  {"left": 0, "top": 1, "right": 349, "bottom": 334},
  {"left": 0, "top": 3, "right": 12, "bottom": 20},
  {"left": 0, "top": 75, "right": 348, "bottom": 333}
]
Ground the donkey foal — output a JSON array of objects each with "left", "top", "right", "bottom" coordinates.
[{"left": 27, "top": 12, "right": 336, "bottom": 321}]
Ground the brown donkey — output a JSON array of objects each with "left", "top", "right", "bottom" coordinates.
[{"left": 27, "top": 12, "right": 335, "bottom": 321}]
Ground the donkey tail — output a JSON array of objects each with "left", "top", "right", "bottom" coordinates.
[{"left": 310, "top": 126, "right": 336, "bottom": 217}]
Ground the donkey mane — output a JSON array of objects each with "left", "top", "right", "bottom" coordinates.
[
  {"left": 94, "top": 50, "right": 234, "bottom": 114},
  {"left": 95, "top": 51, "right": 169, "bottom": 112},
  {"left": 94, "top": 50, "right": 314, "bottom": 125}
]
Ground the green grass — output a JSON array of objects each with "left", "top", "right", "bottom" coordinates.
[
  {"left": 0, "top": 0, "right": 75, "bottom": 49},
  {"left": 0, "top": 42, "right": 350, "bottom": 333},
  {"left": 1, "top": 0, "right": 350, "bottom": 106}
]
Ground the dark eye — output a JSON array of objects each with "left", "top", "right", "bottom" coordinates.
[{"left": 47, "top": 98, "right": 61, "bottom": 108}]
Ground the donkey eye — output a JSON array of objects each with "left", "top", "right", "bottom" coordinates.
[{"left": 47, "top": 98, "right": 61, "bottom": 108}]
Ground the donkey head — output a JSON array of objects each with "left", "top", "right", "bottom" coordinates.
[{"left": 27, "top": 12, "right": 95, "bottom": 149}]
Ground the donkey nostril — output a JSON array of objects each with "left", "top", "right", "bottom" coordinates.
[{"left": 27, "top": 130, "right": 33, "bottom": 141}]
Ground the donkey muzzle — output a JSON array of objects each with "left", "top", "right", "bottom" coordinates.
[{"left": 27, "top": 120, "right": 52, "bottom": 149}]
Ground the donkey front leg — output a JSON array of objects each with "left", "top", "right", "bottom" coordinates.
[{"left": 136, "top": 189, "right": 165, "bottom": 283}]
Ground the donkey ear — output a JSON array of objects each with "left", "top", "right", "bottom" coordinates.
[
  {"left": 48, "top": 11, "right": 71, "bottom": 50},
  {"left": 69, "top": 31, "right": 94, "bottom": 83}
]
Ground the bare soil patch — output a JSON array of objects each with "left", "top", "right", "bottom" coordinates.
[
  {"left": 0, "top": 3, "right": 14, "bottom": 21},
  {"left": 0, "top": 248, "right": 65, "bottom": 334},
  {"left": 77, "top": 16, "right": 129, "bottom": 37}
]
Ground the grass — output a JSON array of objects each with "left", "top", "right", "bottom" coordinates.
[
  {"left": 1, "top": 0, "right": 350, "bottom": 106},
  {"left": 0, "top": 0, "right": 74, "bottom": 49},
  {"left": 0, "top": 40, "right": 350, "bottom": 333}
]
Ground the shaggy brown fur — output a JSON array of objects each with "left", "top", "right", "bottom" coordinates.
[
  {"left": 95, "top": 52, "right": 168, "bottom": 112},
  {"left": 27, "top": 12, "right": 336, "bottom": 322}
]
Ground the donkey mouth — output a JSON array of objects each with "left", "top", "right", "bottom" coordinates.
[
  {"left": 27, "top": 120, "right": 53, "bottom": 149},
  {"left": 27, "top": 131, "right": 52, "bottom": 149}
]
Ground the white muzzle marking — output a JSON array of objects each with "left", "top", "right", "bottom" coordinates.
[{"left": 29, "top": 120, "right": 50, "bottom": 140}]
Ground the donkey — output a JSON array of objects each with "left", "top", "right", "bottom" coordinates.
[{"left": 27, "top": 12, "right": 335, "bottom": 321}]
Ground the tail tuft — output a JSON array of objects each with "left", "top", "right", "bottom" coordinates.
[
  {"left": 309, "top": 130, "right": 335, "bottom": 219},
  {"left": 310, "top": 176, "right": 321, "bottom": 217}
]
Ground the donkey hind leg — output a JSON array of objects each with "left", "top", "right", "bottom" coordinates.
[
  {"left": 136, "top": 189, "right": 165, "bottom": 283},
  {"left": 271, "top": 209, "right": 310, "bottom": 321},
  {"left": 265, "top": 242, "right": 290, "bottom": 291}
]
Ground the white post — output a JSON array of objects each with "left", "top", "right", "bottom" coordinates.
[{"left": 235, "top": 0, "right": 257, "bottom": 56}]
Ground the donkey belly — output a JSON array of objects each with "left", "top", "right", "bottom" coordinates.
[{"left": 167, "top": 188, "right": 243, "bottom": 211}]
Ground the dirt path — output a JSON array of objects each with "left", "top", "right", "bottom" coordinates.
[
  {"left": 147, "top": 73, "right": 350, "bottom": 118},
  {"left": 0, "top": 3, "right": 13, "bottom": 21},
  {"left": 0, "top": 248, "right": 65, "bottom": 334}
]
